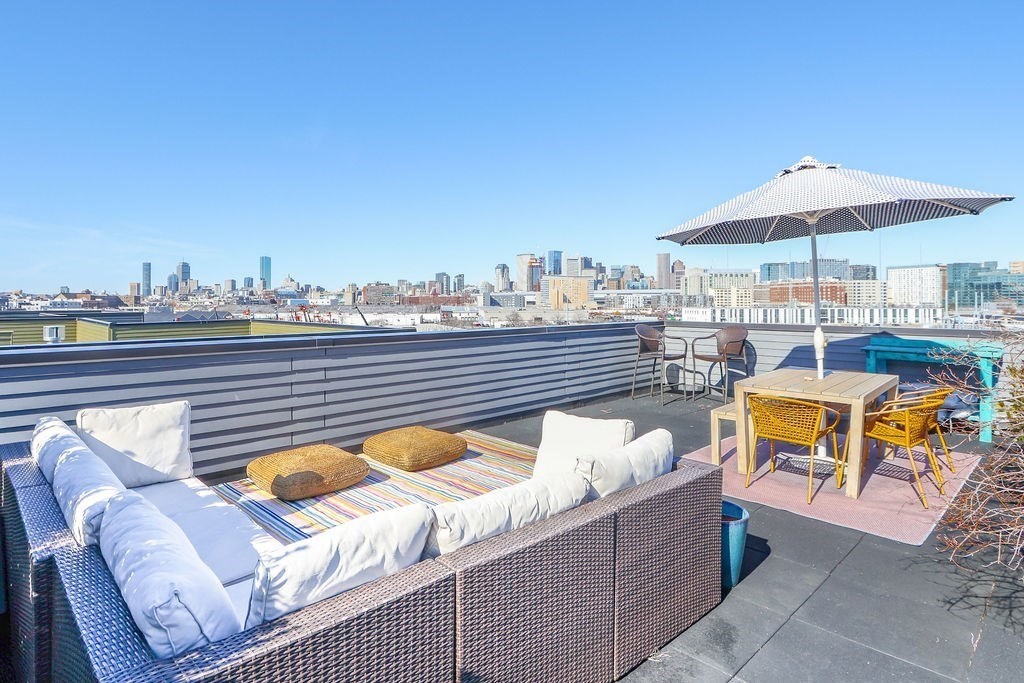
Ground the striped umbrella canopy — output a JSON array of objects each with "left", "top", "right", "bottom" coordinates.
[{"left": 658, "top": 156, "right": 1014, "bottom": 377}]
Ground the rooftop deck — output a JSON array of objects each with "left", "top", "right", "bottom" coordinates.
[
  {"left": 1, "top": 321, "right": 1020, "bottom": 681},
  {"left": 480, "top": 394, "right": 1023, "bottom": 682}
]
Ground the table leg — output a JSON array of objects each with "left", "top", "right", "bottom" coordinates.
[
  {"left": 735, "top": 386, "right": 749, "bottom": 474},
  {"left": 711, "top": 414, "right": 722, "bottom": 466},
  {"left": 845, "top": 399, "right": 866, "bottom": 498}
]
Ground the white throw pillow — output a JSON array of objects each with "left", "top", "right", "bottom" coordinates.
[
  {"left": 76, "top": 401, "right": 193, "bottom": 488},
  {"left": 532, "top": 410, "right": 635, "bottom": 479},
  {"left": 52, "top": 444, "right": 127, "bottom": 545},
  {"left": 99, "top": 491, "right": 242, "bottom": 658},
  {"left": 425, "top": 473, "right": 590, "bottom": 557},
  {"left": 574, "top": 428, "right": 674, "bottom": 499},
  {"left": 31, "top": 416, "right": 87, "bottom": 484},
  {"left": 246, "top": 503, "right": 432, "bottom": 629}
]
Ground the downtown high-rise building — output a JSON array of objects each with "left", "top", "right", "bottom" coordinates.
[
  {"left": 224, "top": 279, "right": 237, "bottom": 292},
  {"left": 453, "top": 273, "right": 465, "bottom": 292},
  {"left": 494, "top": 264, "right": 511, "bottom": 292},
  {"left": 243, "top": 276, "right": 254, "bottom": 289},
  {"left": 142, "top": 262, "right": 152, "bottom": 297},
  {"left": 176, "top": 261, "right": 191, "bottom": 289},
  {"left": 435, "top": 272, "right": 450, "bottom": 295},
  {"left": 546, "top": 250, "right": 563, "bottom": 275},
  {"left": 515, "top": 254, "right": 535, "bottom": 292},
  {"left": 167, "top": 273, "right": 180, "bottom": 292},
  {"left": 260, "top": 256, "right": 272, "bottom": 288},
  {"left": 656, "top": 253, "right": 671, "bottom": 289}
]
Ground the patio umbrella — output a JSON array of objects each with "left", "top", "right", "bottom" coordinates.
[{"left": 658, "top": 156, "right": 1014, "bottom": 378}]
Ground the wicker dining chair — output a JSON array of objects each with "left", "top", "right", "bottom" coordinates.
[
  {"left": 887, "top": 387, "right": 956, "bottom": 473},
  {"left": 862, "top": 396, "right": 948, "bottom": 509},
  {"left": 691, "top": 325, "right": 750, "bottom": 403},
  {"left": 630, "top": 324, "right": 705, "bottom": 405},
  {"left": 744, "top": 395, "right": 845, "bottom": 504}
]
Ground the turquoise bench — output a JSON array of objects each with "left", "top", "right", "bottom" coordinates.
[{"left": 862, "top": 336, "right": 1002, "bottom": 443}]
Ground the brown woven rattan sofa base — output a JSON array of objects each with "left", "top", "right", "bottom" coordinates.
[{"left": 1, "top": 441, "right": 722, "bottom": 683}]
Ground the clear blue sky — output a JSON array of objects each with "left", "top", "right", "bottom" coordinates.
[{"left": 1, "top": 1, "right": 1021, "bottom": 294}]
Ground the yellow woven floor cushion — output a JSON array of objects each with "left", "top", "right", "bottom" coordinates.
[
  {"left": 362, "top": 426, "right": 468, "bottom": 471},
  {"left": 247, "top": 444, "right": 369, "bottom": 500}
]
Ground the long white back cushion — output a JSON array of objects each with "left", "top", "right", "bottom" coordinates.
[
  {"left": 100, "top": 491, "right": 242, "bottom": 659},
  {"left": 76, "top": 401, "right": 193, "bottom": 488},
  {"left": 31, "top": 416, "right": 87, "bottom": 484},
  {"left": 424, "top": 473, "right": 590, "bottom": 557},
  {"left": 532, "top": 410, "right": 635, "bottom": 478},
  {"left": 575, "top": 428, "right": 674, "bottom": 499},
  {"left": 52, "top": 444, "right": 126, "bottom": 545},
  {"left": 246, "top": 503, "right": 432, "bottom": 628}
]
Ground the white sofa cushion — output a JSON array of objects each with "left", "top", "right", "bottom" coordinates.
[
  {"left": 135, "top": 478, "right": 281, "bottom": 585},
  {"left": 532, "top": 410, "right": 635, "bottom": 478},
  {"left": 51, "top": 444, "right": 126, "bottom": 545},
  {"left": 246, "top": 503, "right": 432, "bottom": 628},
  {"left": 574, "top": 429, "right": 674, "bottom": 499},
  {"left": 76, "top": 401, "right": 193, "bottom": 488},
  {"left": 31, "top": 416, "right": 86, "bottom": 484},
  {"left": 424, "top": 473, "right": 590, "bottom": 557},
  {"left": 99, "top": 491, "right": 242, "bottom": 658}
]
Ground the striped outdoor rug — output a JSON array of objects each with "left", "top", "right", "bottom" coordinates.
[{"left": 212, "top": 430, "right": 536, "bottom": 543}]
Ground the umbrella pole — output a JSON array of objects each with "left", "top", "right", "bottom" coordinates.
[{"left": 809, "top": 221, "right": 826, "bottom": 379}]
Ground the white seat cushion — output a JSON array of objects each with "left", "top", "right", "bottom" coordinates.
[
  {"left": 31, "top": 416, "right": 86, "bottom": 484},
  {"left": 52, "top": 444, "right": 126, "bottom": 546},
  {"left": 76, "top": 401, "right": 193, "bottom": 488},
  {"left": 574, "top": 429, "right": 674, "bottom": 499},
  {"left": 166, "top": 502, "right": 281, "bottom": 586},
  {"left": 532, "top": 410, "right": 635, "bottom": 478},
  {"left": 133, "top": 477, "right": 228, "bottom": 516},
  {"left": 424, "top": 473, "right": 590, "bottom": 557},
  {"left": 99, "top": 491, "right": 242, "bottom": 658},
  {"left": 246, "top": 503, "right": 432, "bottom": 628},
  {"left": 224, "top": 579, "right": 255, "bottom": 627}
]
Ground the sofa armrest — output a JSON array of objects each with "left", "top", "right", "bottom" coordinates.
[{"left": 437, "top": 500, "right": 616, "bottom": 683}]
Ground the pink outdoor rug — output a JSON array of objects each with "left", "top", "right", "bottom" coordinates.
[{"left": 684, "top": 436, "right": 982, "bottom": 545}]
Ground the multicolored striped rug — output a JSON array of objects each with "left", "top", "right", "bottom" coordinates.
[{"left": 212, "top": 430, "right": 537, "bottom": 543}]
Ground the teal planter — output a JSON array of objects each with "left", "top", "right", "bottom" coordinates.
[{"left": 721, "top": 501, "right": 749, "bottom": 589}]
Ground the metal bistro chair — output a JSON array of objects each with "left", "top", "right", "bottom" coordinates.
[
  {"left": 631, "top": 324, "right": 706, "bottom": 405},
  {"left": 691, "top": 325, "right": 750, "bottom": 403},
  {"left": 745, "top": 395, "right": 845, "bottom": 505}
]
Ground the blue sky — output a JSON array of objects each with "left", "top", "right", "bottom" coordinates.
[{"left": 1, "top": 1, "right": 1021, "bottom": 293}]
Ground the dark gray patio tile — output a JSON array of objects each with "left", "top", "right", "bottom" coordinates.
[
  {"left": 793, "top": 573, "right": 980, "bottom": 680},
  {"left": 621, "top": 651, "right": 731, "bottom": 683},
  {"left": 726, "top": 554, "right": 830, "bottom": 615},
  {"left": 665, "top": 595, "right": 789, "bottom": 676},
  {"left": 966, "top": 622, "right": 1024, "bottom": 682},
  {"left": 744, "top": 505, "right": 863, "bottom": 571},
  {"left": 737, "top": 619, "right": 955, "bottom": 682}
]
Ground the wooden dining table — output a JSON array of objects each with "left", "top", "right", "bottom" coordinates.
[{"left": 732, "top": 368, "right": 900, "bottom": 499}]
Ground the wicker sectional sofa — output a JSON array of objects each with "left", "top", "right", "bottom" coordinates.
[{"left": 1, "top": 439, "right": 722, "bottom": 682}]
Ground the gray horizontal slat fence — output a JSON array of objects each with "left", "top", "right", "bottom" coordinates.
[
  {"left": 0, "top": 324, "right": 644, "bottom": 476},
  {"left": 665, "top": 321, "right": 995, "bottom": 382}
]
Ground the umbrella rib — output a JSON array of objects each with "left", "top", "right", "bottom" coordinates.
[
  {"left": 925, "top": 198, "right": 974, "bottom": 215},
  {"left": 762, "top": 215, "right": 783, "bottom": 243},
  {"left": 849, "top": 206, "right": 873, "bottom": 231}
]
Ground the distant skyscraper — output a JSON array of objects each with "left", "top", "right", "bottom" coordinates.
[
  {"left": 142, "top": 262, "right": 152, "bottom": 297},
  {"left": 453, "top": 273, "right": 465, "bottom": 292},
  {"left": 260, "top": 256, "right": 272, "bottom": 287},
  {"left": 515, "top": 254, "right": 535, "bottom": 292},
  {"left": 176, "top": 261, "right": 190, "bottom": 288},
  {"left": 494, "top": 264, "right": 511, "bottom": 292},
  {"left": 847, "top": 264, "right": 877, "bottom": 280},
  {"left": 435, "top": 272, "right": 450, "bottom": 295},
  {"left": 224, "top": 279, "right": 237, "bottom": 292},
  {"left": 128, "top": 282, "right": 141, "bottom": 298},
  {"left": 565, "top": 257, "right": 581, "bottom": 277},
  {"left": 547, "top": 250, "right": 563, "bottom": 275},
  {"left": 167, "top": 273, "right": 180, "bottom": 292},
  {"left": 759, "top": 262, "right": 790, "bottom": 282},
  {"left": 656, "top": 253, "right": 671, "bottom": 289},
  {"left": 243, "top": 276, "right": 254, "bottom": 289}
]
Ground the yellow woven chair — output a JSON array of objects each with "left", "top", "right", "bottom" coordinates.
[
  {"left": 744, "top": 395, "right": 845, "bottom": 505},
  {"left": 862, "top": 396, "right": 947, "bottom": 509},
  {"left": 886, "top": 387, "right": 956, "bottom": 473}
]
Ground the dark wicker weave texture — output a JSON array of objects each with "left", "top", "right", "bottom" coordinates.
[
  {"left": 363, "top": 426, "right": 467, "bottom": 471},
  {"left": 439, "top": 503, "right": 617, "bottom": 683},
  {"left": 597, "top": 461, "right": 723, "bottom": 679},
  {"left": 246, "top": 444, "right": 369, "bottom": 500}
]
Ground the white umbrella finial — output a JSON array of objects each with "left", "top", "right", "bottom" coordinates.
[{"left": 778, "top": 156, "right": 838, "bottom": 177}]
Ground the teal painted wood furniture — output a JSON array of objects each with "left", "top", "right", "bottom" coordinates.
[{"left": 862, "top": 335, "right": 1002, "bottom": 443}]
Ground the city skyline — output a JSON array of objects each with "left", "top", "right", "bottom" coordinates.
[{"left": 1, "top": 3, "right": 1021, "bottom": 293}]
